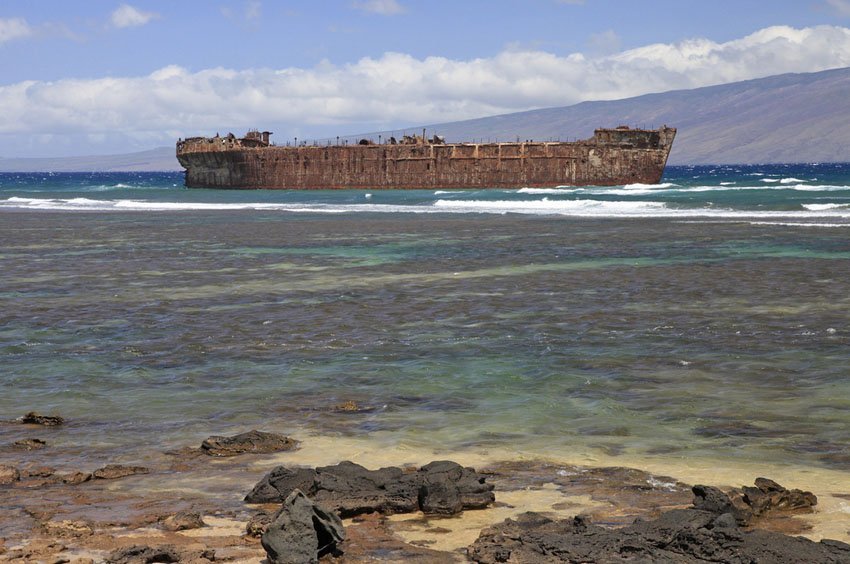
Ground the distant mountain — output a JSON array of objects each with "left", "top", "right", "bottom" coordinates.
[
  {"left": 406, "top": 66, "right": 850, "bottom": 165},
  {"left": 0, "top": 147, "right": 180, "bottom": 172},
  {"left": 2, "top": 67, "right": 848, "bottom": 170}
]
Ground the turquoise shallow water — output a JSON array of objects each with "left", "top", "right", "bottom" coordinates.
[{"left": 1, "top": 165, "right": 850, "bottom": 475}]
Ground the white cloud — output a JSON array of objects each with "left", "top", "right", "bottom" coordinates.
[
  {"left": 245, "top": 1, "right": 262, "bottom": 20},
  {"left": 0, "top": 17, "right": 32, "bottom": 43},
  {"left": 110, "top": 4, "right": 159, "bottom": 28},
  {"left": 827, "top": 0, "right": 850, "bottom": 16},
  {"left": 1, "top": 25, "right": 850, "bottom": 153},
  {"left": 353, "top": 0, "right": 405, "bottom": 15}
]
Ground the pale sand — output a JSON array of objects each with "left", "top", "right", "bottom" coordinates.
[
  {"left": 252, "top": 430, "right": 850, "bottom": 547},
  {"left": 87, "top": 428, "right": 849, "bottom": 562}
]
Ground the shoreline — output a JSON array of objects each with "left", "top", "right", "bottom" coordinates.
[{"left": 3, "top": 429, "right": 849, "bottom": 562}]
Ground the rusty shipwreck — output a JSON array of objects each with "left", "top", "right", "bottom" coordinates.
[{"left": 176, "top": 126, "right": 676, "bottom": 189}]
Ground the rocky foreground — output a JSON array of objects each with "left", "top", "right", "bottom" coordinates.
[{"left": 2, "top": 418, "right": 850, "bottom": 563}]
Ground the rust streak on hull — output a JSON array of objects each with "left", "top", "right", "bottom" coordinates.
[{"left": 176, "top": 127, "right": 676, "bottom": 190}]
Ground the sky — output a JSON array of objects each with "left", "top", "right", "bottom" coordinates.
[{"left": 2, "top": 0, "right": 850, "bottom": 157}]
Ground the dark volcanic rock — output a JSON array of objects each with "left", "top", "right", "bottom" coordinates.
[
  {"left": 693, "top": 484, "right": 754, "bottom": 525},
  {"left": 261, "top": 489, "right": 345, "bottom": 564},
  {"left": 744, "top": 476, "right": 818, "bottom": 516},
  {"left": 245, "top": 460, "right": 494, "bottom": 517},
  {"left": 468, "top": 509, "right": 850, "bottom": 563},
  {"left": 246, "top": 466, "right": 319, "bottom": 505},
  {"left": 200, "top": 429, "right": 299, "bottom": 456},
  {"left": 105, "top": 544, "right": 214, "bottom": 564},
  {"left": 93, "top": 464, "right": 150, "bottom": 480},
  {"left": 20, "top": 412, "right": 64, "bottom": 426},
  {"left": 694, "top": 478, "right": 817, "bottom": 525},
  {"left": 469, "top": 479, "right": 844, "bottom": 563}
]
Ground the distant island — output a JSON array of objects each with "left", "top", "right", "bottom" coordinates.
[{"left": 1, "top": 66, "right": 848, "bottom": 172}]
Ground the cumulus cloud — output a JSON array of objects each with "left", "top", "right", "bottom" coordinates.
[
  {"left": 0, "top": 17, "right": 32, "bottom": 43},
  {"left": 353, "top": 0, "right": 405, "bottom": 15},
  {"left": 1, "top": 25, "right": 850, "bottom": 152},
  {"left": 110, "top": 4, "right": 159, "bottom": 28}
]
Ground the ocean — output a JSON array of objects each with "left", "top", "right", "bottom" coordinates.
[{"left": 2, "top": 164, "right": 850, "bottom": 501}]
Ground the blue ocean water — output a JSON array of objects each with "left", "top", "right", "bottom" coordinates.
[
  {"left": 1, "top": 163, "right": 850, "bottom": 221},
  {"left": 1, "top": 164, "right": 850, "bottom": 477}
]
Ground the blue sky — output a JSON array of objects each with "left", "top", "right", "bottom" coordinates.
[{"left": 2, "top": 0, "right": 850, "bottom": 157}]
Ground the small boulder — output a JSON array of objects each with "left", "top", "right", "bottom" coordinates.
[
  {"left": 162, "top": 511, "right": 205, "bottom": 532},
  {"left": 21, "top": 412, "right": 64, "bottom": 426},
  {"left": 200, "top": 430, "right": 299, "bottom": 456},
  {"left": 246, "top": 511, "right": 273, "bottom": 538},
  {"left": 261, "top": 489, "right": 345, "bottom": 564}
]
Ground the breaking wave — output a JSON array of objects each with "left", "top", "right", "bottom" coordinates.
[{"left": 802, "top": 203, "right": 850, "bottom": 211}]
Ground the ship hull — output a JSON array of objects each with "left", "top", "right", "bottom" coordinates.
[{"left": 176, "top": 127, "right": 676, "bottom": 190}]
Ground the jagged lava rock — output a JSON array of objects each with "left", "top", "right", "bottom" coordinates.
[
  {"left": 261, "top": 489, "right": 345, "bottom": 564},
  {"left": 468, "top": 509, "right": 850, "bottom": 563},
  {"left": 469, "top": 480, "right": 844, "bottom": 563},
  {"left": 743, "top": 476, "right": 818, "bottom": 515},
  {"left": 245, "top": 460, "right": 494, "bottom": 517},
  {"left": 694, "top": 477, "right": 818, "bottom": 525},
  {"left": 200, "top": 429, "right": 298, "bottom": 456}
]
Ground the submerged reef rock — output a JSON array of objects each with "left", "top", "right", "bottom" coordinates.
[
  {"left": 693, "top": 477, "right": 817, "bottom": 525},
  {"left": 200, "top": 429, "right": 299, "bottom": 456},
  {"left": 12, "top": 438, "right": 48, "bottom": 450},
  {"left": 0, "top": 465, "right": 20, "bottom": 485},
  {"left": 20, "top": 412, "right": 64, "bottom": 426},
  {"left": 468, "top": 481, "right": 845, "bottom": 563},
  {"left": 261, "top": 489, "right": 345, "bottom": 564},
  {"left": 246, "top": 460, "right": 494, "bottom": 517},
  {"left": 92, "top": 464, "right": 150, "bottom": 480}
]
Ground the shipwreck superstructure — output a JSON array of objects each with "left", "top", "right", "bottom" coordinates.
[{"left": 176, "top": 126, "right": 676, "bottom": 189}]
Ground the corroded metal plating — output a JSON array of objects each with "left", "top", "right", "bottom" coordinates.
[{"left": 176, "top": 127, "right": 676, "bottom": 189}]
